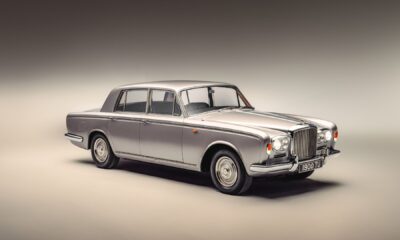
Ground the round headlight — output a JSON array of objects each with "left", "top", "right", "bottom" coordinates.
[
  {"left": 325, "top": 131, "right": 332, "bottom": 141},
  {"left": 272, "top": 138, "right": 282, "bottom": 150},
  {"left": 272, "top": 136, "right": 290, "bottom": 151}
]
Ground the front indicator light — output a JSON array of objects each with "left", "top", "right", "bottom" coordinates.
[
  {"left": 266, "top": 143, "right": 272, "bottom": 155},
  {"left": 334, "top": 131, "right": 339, "bottom": 142}
]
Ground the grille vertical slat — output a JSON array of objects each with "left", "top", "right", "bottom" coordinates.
[{"left": 293, "top": 127, "right": 317, "bottom": 160}]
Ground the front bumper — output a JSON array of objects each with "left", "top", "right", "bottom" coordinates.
[{"left": 249, "top": 149, "right": 340, "bottom": 176}]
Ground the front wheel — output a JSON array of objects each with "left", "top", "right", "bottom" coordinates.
[
  {"left": 210, "top": 149, "right": 253, "bottom": 195},
  {"left": 90, "top": 134, "right": 119, "bottom": 169}
]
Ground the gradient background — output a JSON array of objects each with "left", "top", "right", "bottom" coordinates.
[{"left": 1, "top": 1, "right": 399, "bottom": 240}]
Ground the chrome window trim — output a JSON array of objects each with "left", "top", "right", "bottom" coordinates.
[
  {"left": 119, "top": 87, "right": 186, "bottom": 117},
  {"left": 113, "top": 88, "right": 150, "bottom": 113},
  {"left": 147, "top": 88, "right": 183, "bottom": 117}
]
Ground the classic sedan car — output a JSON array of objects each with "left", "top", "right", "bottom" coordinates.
[{"left": 65, "top": 80, "right": 340, "bottom": 194}]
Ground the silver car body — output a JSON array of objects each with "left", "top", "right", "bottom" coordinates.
[{"left": 65, "top": 80, "right": 340, "bottom": 177}]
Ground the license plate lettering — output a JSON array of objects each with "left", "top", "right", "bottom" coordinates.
[{"left": 299, "top": 159, "right": 322, "bottom": 173}]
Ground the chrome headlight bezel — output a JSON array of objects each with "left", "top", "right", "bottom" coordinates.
[{"left": 272, "top": 136, "right": 290, "bottom": 152}]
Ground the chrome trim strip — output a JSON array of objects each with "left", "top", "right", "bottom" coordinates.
[
  {"left": 65, "top": 133, "right": 84, "bottom": 143},
  {"left": 109, "top": 117, "right": 143, "bottom": 122},
  {"left": 116, "top": 151, "right": 196, "bottom": 166},
  {"left": 67, "top": 115, "right": 263, "bottom": 140}
]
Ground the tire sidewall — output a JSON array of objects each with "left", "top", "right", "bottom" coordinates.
[
  {"left": 210, "top": 149, "right": 247, "bottom": 194},
  {"left": 90, "top": 134, "right": 114, "bottom": 168}
]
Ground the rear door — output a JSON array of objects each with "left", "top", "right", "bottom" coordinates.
[
  {"left": 139, "top": 89, "right": 184, "bottom": 162},
  {"left": 109, "top": 89, "right": 148, "bottom": 155}
]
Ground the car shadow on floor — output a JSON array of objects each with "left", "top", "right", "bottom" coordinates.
[{"left": 75, "top": 158, "right": 342, "bottom": 199}]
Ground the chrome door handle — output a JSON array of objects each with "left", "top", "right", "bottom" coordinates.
[{"left": 142, "top": 120, "right": 149, "bottom": 125}]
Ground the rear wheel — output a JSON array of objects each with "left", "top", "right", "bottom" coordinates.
[
  {"left": 210, "top": 149, "right": 252, "bottom": 195},
  {"left": 90, "top": 134, "right": 119, "bottom": 169}
]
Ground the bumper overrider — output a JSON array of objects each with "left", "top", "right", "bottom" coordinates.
[{"left": 249, "top": 148, "right": 340, "bottom": 176}]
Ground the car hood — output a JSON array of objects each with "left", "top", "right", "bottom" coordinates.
[{"left": 193, "top": 109, "right": 315, "bottom": 133}]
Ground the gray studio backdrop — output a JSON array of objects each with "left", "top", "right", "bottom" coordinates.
[{"left": 1, "top": 1, "right": 399, "bottom": 140}]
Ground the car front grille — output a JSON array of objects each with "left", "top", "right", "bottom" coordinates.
[{"left": 293, "top": 127, "right": 317, "bottom": 160}]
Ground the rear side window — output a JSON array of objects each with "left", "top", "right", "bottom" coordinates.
[
  {"left": 116, "top": 89, "right": 148, "bottom": 113},
  {"left": 149, "top": 89, "right": 181, "bottom": 116}
]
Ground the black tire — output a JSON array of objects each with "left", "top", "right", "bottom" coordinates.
[
  {"left": 285, "top": 170, "right": 314, "bottom": 180},
  {"left": 90, "top": 134, "right": 119, "bottom": 169},
  {"left": 210, "top": 149, "right": 253, "bottom": 195}
]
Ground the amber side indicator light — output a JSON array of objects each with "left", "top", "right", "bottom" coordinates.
[
  {"left": 334, "top": 131, "right": 339, "bottom": 142},
  {"left": 192, "top": 128, "right": 199, "bottom": 134},
  {"left": 266, "top": 143, "right": 272, "bottom": 154}
]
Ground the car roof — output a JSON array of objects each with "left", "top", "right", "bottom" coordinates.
[{"left": 117, "top": 80, "right": 234, "bottom": 92}]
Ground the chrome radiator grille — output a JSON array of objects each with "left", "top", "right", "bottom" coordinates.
[{"left": 293, "top": 127, "right": 317, "bottom": 160}]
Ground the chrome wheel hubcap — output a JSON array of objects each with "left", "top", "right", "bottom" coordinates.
[
  {"left": 94, "top": 138, "right": 109, "bottom": 163},
  {"left": 215, "top": 156, "right": 238, "bottom": 187}
]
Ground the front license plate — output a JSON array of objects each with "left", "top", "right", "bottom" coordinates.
[{"left": 298, "top": 159, "right": 322, "bottom": 173}]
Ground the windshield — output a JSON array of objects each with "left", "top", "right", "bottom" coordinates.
[{"left": 180, "top": 86, "right": 252, "bottom": 115}]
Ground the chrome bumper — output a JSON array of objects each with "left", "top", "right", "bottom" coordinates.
[
  {"left": 65, "top": 133, "right": 84, "bottom": 143},
  {"left": 250, "top": 149, "right": 341, "bottom": 175}
]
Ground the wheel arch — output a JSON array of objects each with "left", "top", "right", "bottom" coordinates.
[
  {"left": 88, "top": 129, "right": 108, "bottom": 149},
  {"left": 200, "top": 141, "right": 243, "bottom": 173}
]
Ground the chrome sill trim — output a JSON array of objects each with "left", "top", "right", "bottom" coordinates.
[
  {"left": 65, "top": 133, "right": 83, "bottom": 143},
  {"left": 116, "top": 151, "right": 196, "bottom": 166},
  {"left": 250, "top": 156, "right": 326, "bottom": 174}
]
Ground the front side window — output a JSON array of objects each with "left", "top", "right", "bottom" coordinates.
[
  {"left": 116, "top": 89, "right": 148, "bottom": 113},
  {"left": 150, "top": 89, "right": 181, "bottom": 116},
  {"left": 181, "top": 87, "right": 210, "bottom": 115},
  {"left": 180, "top": 86, "right": 251, "bottom": 115},
  {"left": 212, "top": 87, "right": 240, "bottom": 107}
]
